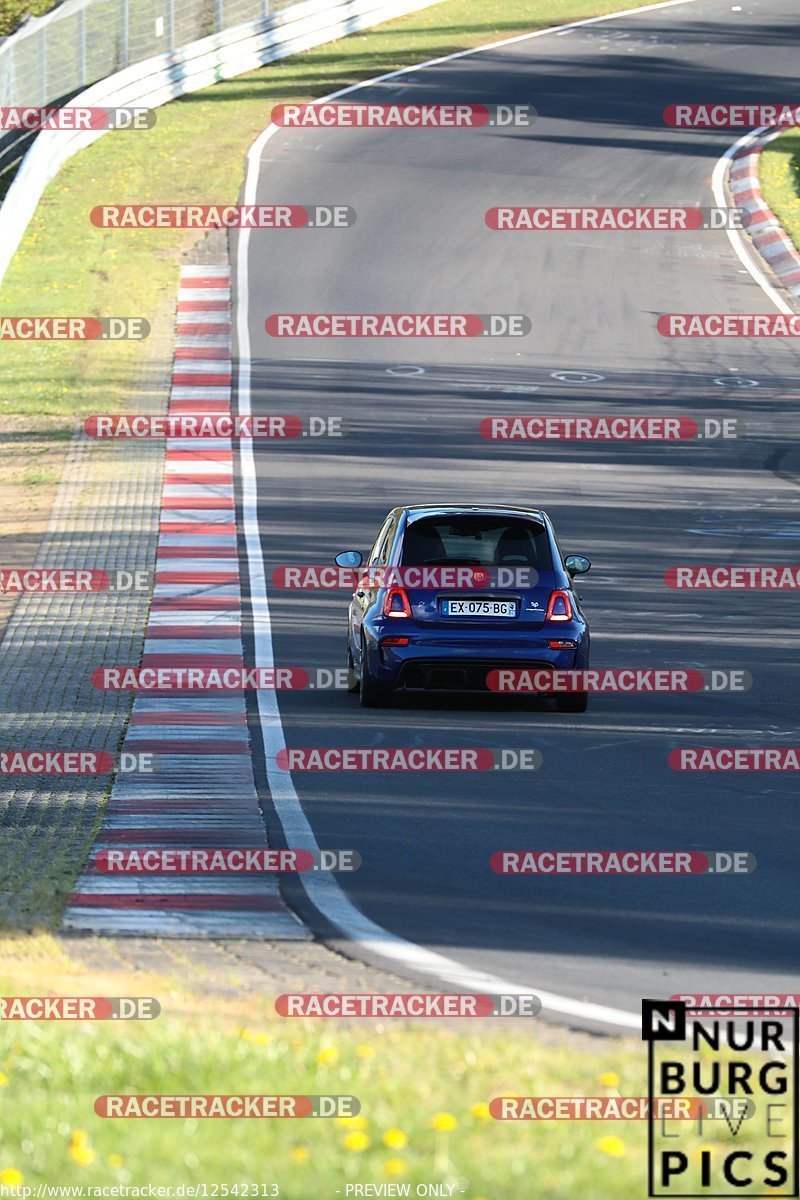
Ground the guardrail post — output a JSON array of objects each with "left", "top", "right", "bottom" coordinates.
[
  {"left": 38, "top": 27, "right": 47, "bottom": 106},
  {"left": 3, "top": 46, "right": 17, "bottom": 109},
  {"left": 215, "top": 0, "right": 224, "bottom": 33},
  {"left": 167, "top": 0, "right": 175, "bottom": 51},
  {"left": 120, "top": 0, "right": 129, "bottom": 68},
  {"left": 77, "top": 8, "right": 86, "bottom": 83},
  {"left": 262, "top": 0, "right": 270, "bottom": 17}
]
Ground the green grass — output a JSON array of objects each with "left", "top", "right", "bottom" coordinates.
[
  {"left": 1, "top": 0, "right": 671, "bottom": 419},
  {"left": 0, "top": 1022, "right": 627, "bottom": 1192},
  {"left": 21, "top": 465, "right": 59, "bottom": 484},
  {"left": 0, "top": 939, "right": 784, "bottom": 1196},
  {"left": 0, "top": 0, "right": 56, "bottom": 36},
  {"left": 759, "top": 128, "right": 800, "bottom": 252}
]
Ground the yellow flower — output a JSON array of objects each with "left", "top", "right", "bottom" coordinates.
[
  {"left": 598, "top": 1071, "right": 620, "bottom": 1088},
  {"left": 356, "top": 1044, "right": 375, "bottom": 1060},
  {"left": 316, "top": 1046, "right": 339, "bottom": 1066},
  {"left": 384, "top": 1159, "right": 406, "bottom": 1177},
  {"left": 336, "top": 1114, "right": 368, "bottom": 1129},
  {"left": 70, "top": 1145, "right": 96, "bottom": 1166},
  {"left": 291, "top": 1147, "right": 310, "bottom": 1164},
  {"left": 596, "top": 1135, "right": 625, "bottom": 1158},
  {"left": 0, "top": 1072, "right": 8, "bottom": 1087},
  {"left": 431, "top": 1112, "right": 458, "bottom": 1132},
  {"left": 107, "top": 1155, "right": 124, "bottom": 1169},
  {"left": 383, "top": 1129, "right": 407, "bottom": 1150},
  {"left": 69, "top": 1132, "right": 96, "bottom": 1166},
  {"left": 0, "top": 1170, "right": 23, "bottom": 1186},
  {"left": 469, "top": 1102, "right": 491, "bottom": 1121},
  {"left": 343, "top": 1131, "right": 370, "bottom": 1152},
  {"left": 240, "top": 1030, "right": 269, "bottom": 1045}
]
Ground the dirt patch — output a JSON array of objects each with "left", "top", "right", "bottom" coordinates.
[{"left": 0, "top": 416, "right": 76, "bottom": 640}]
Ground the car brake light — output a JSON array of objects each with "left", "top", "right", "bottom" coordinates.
[
  {"left": 384, "top": 586, "right": 411, "bottom": 618},
  {"left": 545, "top": 590, "right": 573, "bottom": 622},
  {"left": 382, "top": 636, "right": 409, "bottom": 646}
]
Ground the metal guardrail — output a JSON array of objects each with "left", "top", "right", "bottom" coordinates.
[
  {"left": 0, "top": 0, "right": 442, "bottom": 287},
  {"left": 0, "top": 0, "right": 296, "bottom": 179},
  {"left": 0, "top": 0, "right": 290, "bottom": 107}
]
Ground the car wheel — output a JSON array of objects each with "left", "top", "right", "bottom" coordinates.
[
  {"left": 359, "top": 634, "right": 391, "bottom": 707},
  {"left": 346, "top": 643, "right": 359, "bottom": 693},
  {"left": 555, "top": 691, "right": 588, "bottom": 713}
]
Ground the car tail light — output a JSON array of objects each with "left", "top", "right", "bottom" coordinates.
[
  {"left": 545, "top": 590, "right": 573, "bottom": 622},
  {"left": 384, "top": 586, "right": 411, "bottom": 618},
  {"left": 382, "top": 636, "right": 409, "bottom": 647}
]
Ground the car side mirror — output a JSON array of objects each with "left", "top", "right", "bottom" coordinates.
[
  {"left": 565, "top": 554, "right": 591, "bottom": 576},
  {"left": 335, "top": 550, "right": 363, "bottom": 568}
]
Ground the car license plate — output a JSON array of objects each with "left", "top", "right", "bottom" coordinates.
[{"left": 440, "top": 599, "right": 517, "bottom": 618}]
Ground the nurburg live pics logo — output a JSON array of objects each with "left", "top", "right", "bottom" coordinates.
[{"left": 643, "top": 999, "right": 799, "bottom": 1197}]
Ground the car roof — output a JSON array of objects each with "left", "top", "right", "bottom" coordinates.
[{"left": 402, "top": 504, "right": 547, "bottom": 523}]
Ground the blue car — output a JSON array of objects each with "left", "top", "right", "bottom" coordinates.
[{"left": 335, "top": 504, "right": 592, "bottom": 712}]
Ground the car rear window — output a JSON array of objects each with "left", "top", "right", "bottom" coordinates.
[{"left": 401, "top": 516, "right": 552, "bottom": 570}]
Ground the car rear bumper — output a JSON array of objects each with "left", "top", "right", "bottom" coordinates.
[
  {"left": 368, "top": 629, "right": 589, "bottom": 690},
  {"left": 394, "top": 658, "right": 570, "bottom": 692}
]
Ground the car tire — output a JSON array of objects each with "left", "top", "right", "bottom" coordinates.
[
  {"left": 359, "top": 634, "right": 391, "bottom": 707},
  {"left": 346, "top": 644, "right": 359, "bottom": 693},
  {"left": 555, "top": 691, "right": 589, "bottom": 713}
]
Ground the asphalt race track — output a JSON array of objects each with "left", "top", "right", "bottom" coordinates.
[{"left": 233, "top": 0, "right": 800, "bottom": 1028}]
